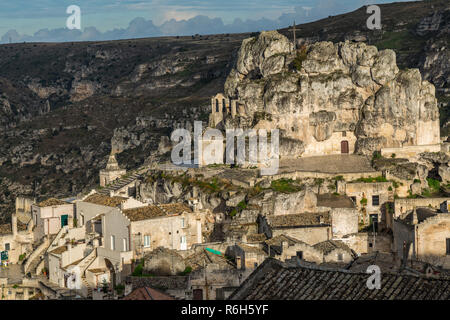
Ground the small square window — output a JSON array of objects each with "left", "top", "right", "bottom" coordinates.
[
  {"left": 372, "top": 195, "right": 380, "bottom": 206},
  {"left": 337, "top": 253, "right": 343, "bottom": 261},
  {"left": 5, "top": 243, "right": 10, "bottom": 251},
  {"left": 342, "top": 131, "right": 347, "bottom": 137}
]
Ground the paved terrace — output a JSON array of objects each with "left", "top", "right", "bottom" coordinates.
[{"left": 278, "top": 155, "right": 376, "bottom": 174}]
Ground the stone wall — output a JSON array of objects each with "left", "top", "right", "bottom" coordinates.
[
  {"left": 330, "top": 208, "right": 359, "bottom": 237},
  {"left": 339, "top": 232, "right": 392, "bottom": 255},
  {"left": 272, "top": 226, "right": 330, "bottom": 245},
  {"left": 394, "top": 198, "right": 450, "bottom": 218}
]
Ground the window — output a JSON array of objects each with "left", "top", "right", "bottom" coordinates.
[
  {"left": 447, "top": 238, "right": 450, "bottom": 255},
  {"left": 181, "top": 218, "right": 185, "bottom": 228},
  {"left": 296, "top": 251, "right": 303, "bottom": 260},
  {"left": 144, "top": 235, "right": 151, "bottom": 248},
  {"left": 342, "top": 131, "right": 347, "bottom": 137},
  {"left": 180, "top": 236, "right": 186, "bottom": 244},
  {"left": 337, "top": 253, "right": 343, "bottom": 261},
  {"left": 110, "top": 235, "right": 115, "bottom": 251},
  {"left": 215, "top": 100, "right": 219, "bottom": 112},
  {"left": 122, "top": 238, "right": 128, "bottom": 252},
  {"left": 372, "top": 195, "right": 380, "bottom": 206},
  {"left": 350, "top": 196, "right": 356, "bottom": 204},
  {"left": 5, "top": 243, "right": 10, "bottom": 251}
]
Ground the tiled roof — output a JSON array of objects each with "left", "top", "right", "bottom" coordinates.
[
  {"left": 122, "top": 287, "right": 175, "bottom": 300},
  {"left": 159, "top": 203, "right": 192, "bottom": 215},
  {"left": 37, "top": 198, "right": 68, "bottom": 207},
  {"left": 185, "top": 249, "right": 235, "bottom": 271},
  {"left": 268, "top": 212, "right": 330, "bottom": 228},
  {"left": 237, "top": 244, "right": 266, "bottom": 255},
  {"left": 246, "top": 233, "right": 267, "bottom": 243},
  {"left": 265, "top": 234, "right": 303, "bottom": 247},
  {"left": 84, "top": 194, "right": 128, "bottom": 207},
  {"left": 317, "top": 193, "right": 355, "bottom": 208},
  {"left": 313, "top": 240, "right": 353, "bottom": 255},
  {"left": 123, "top": 205, "right": 166, "bottom": 221},
  {"left": 229, "top": 259, "right": 450, "bottom": 300}
]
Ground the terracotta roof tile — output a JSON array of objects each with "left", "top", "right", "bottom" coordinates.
[
  {"left": 84, "top": 194, "right": 127, "bottom": 207},
  {"left": 122, "top": 206, "right": 166, "bottom": 221},
  {"left": 122, "top": 286, "right": 175, "bottom": 300},
  {"left": 268, "top": 212, "right": 330, "bottom": 228},
  {"left": 229, "top": 259, "right": 450, "bottom": 300},
  {"left": 37, "top": 198, "right": 68, "bottom": 207}
]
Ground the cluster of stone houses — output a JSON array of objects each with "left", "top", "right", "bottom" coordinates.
[{"left": 1, "top": 148, "right": 450, "bottom": 300}]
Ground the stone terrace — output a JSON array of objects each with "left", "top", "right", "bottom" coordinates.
[{"left": 278, "top": 155, "right": 376, "bottom": 174}]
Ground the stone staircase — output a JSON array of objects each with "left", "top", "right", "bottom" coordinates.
[
  {"left": 81, "top": 277, "right": 93, "bottom": 298},
  {"left": 97, "top": 172, "right": 142, "bottom": 196},
  {"left": 76, "top": 248, "right": 97, "bottom": 298},
  {"left": 24, "top": 236, "right": 54, "bottom": 275}
]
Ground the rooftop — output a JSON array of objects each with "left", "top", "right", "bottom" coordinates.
[
  {"left": 313, "top": 240, "right": 353, "bottom": 255},
  {"left": 84, "top": 193, "right": 128, "bottom": 207},
  {"left": 37, "top": 198, "right": 68, "bottom": 207},
  {"left": 122, "top": 286, "right": 175, "bottom": 300},
  {"left": 0, "top": 224, "right": 12, "bottom": 235},
  {"left": 265, "top": 234, "right": 303, "bottom": 247},
  {"left": 159, "top": 203, "right": 192, "bottom": 215},
  {"left": 237, "top": 244, "right": 266, "bottom": 255},
  {"left": 185, "top": 249, "right": 235, "bottom": 271},
  {"left": 229, "top": 259, "right": 450, "bottom": 300},
  {"left": 317, "top": 193, "right": 355, "bottom": 209},
  {"left": 268, "top": 212, "right": 330, "bottom": 228},
  {"left": 122, "top": 205, "right": 165, "bottom": 221},
  {"left": 50, "top": 245, "right": 68, "bottom": 255}
]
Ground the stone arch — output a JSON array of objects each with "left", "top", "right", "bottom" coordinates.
[{"left": 104, "top": 258, "right": 116, "bottom": 289}]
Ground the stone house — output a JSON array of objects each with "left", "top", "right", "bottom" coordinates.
[
  {"left": 337, "top": 180, "right": 392, "bottom": 226},
  {"left": 31, "top": 198, "right": 74, "bottom": 240},
  {"left": 124, "top": 203, "right": 205, "bottom": 258},
  {"left": 393, "top": 207, "right": 450, "bottom": 269},
  {"left": 266, "top": 212, "right": 332, "bottom": 245},
  {"left": 225, "top": 244, "right": 267, "bottom": 270},
  {"left": 262, "top": 235, "right": 354, "bottom": 264},
  {"left": 185, "top": 249, "right": 252, "bottom": 300},
  {"left": 0, "top": 213, "right": 34, "bottom": 264}
]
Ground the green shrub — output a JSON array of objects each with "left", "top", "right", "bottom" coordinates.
[
  {"left": 132, "top": 263, "right": 144, "bottom": 276},
  {"left": 293, "top": 46, "right": 308, "bottom": 71},
  {"left": 391, "top": 153, "right": 396, "bottom": 158},
  {"left": 427, "top": 178, "right": 440, "bottom": 192},
  {"left": 360, "top": 198, "right": 368, "bottom": 206},
  {"left": 270, "top": 178, "right": 302, "bottom": 193}
]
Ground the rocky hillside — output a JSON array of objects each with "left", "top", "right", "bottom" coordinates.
[
  {"left": 220, "top": 31, "right": 439, "bottom": 156},
  {"left": 0, "top": 0, "right": 448, "bottom": 221}
]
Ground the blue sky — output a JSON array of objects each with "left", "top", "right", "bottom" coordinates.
[{"left": 0, "top": 0, "right": 416, "bottom": 42}]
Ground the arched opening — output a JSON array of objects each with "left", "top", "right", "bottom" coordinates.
[
  {"left": 215, "top": 99, "right": 219, "bottom": 112},
  {"left": 104, "top": 258, "right": 116, "bottom": 290},
  {"left": 222, "top": 98, "right": 226, "bottom": 112}
]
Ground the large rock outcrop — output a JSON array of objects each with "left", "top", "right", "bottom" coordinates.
[{"left": 217, "top": 31, "right": 440, "bottom": 157}]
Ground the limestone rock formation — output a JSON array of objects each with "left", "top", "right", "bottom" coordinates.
[{"left": 216, "top": 31, "right": 440, "bottom": 157}]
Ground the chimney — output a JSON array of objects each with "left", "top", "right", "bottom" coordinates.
[
  {"left": 412, "top": 207, "right": 418, "bottom": 225},
  {"left": 12, "top": 214, "right": 17, "bottom": 237}
]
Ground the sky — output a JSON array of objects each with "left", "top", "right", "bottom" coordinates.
[{"left": 0, "top": 0, "right": 417, "bottom": 43}]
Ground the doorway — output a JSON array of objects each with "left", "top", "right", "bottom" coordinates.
[
  {"left": 341, "top": 140, "right": 349, "bottom": 154},
  {"left": 193, "top": 289, "right": 203, "bottom": 300},
  {"left": 61, "top": 215, "right": 68, "bottom": 228}
]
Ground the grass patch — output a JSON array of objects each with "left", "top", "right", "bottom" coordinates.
[
  {"left": 352, "top": 176, "right": 388, "bottom": 183},
  {"left": 270, "top": 178, "right": 303, "bottom": 193}
]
